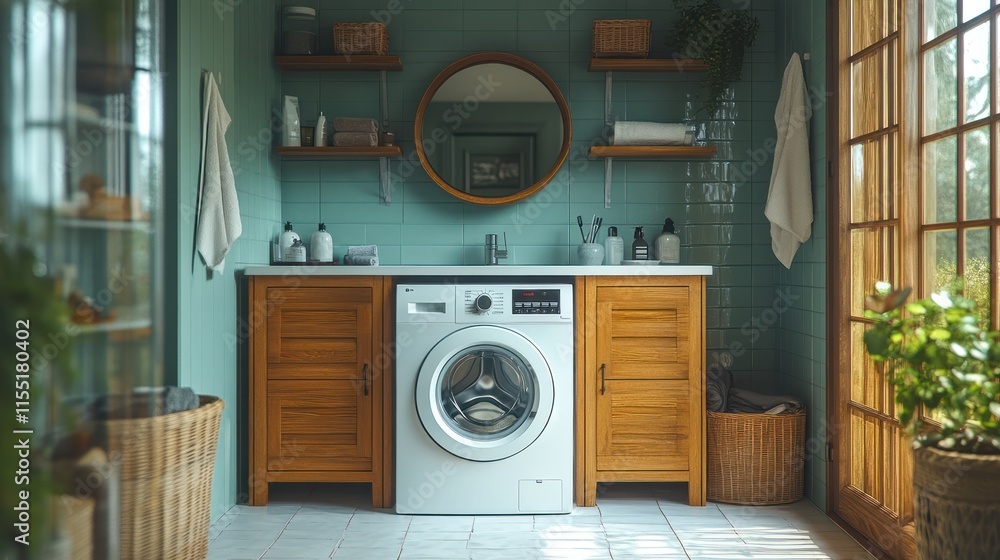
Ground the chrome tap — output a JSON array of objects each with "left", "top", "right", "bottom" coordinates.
[{"left": 485, "top": 233, "right": 508, "bottom": 265}]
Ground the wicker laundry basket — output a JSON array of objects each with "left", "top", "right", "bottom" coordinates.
[
  {"left": 706, "top": 408, "right": 806, "bottom": 505},
  {"left": 95, "top": 395, "right": 224, "bottom": 559}
]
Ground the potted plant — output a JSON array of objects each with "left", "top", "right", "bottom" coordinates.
[
  {"left": 671, "top": 0, "right": 760, "bottom": 116},
  {"left": 863, "top": 281, "right": 1000, "bottom": 559}
]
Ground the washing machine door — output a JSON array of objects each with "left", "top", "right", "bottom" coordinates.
[{"left": 415, "top": 325, "right": 554, "bottom": 462}]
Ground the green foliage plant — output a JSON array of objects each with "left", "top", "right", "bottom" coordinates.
[
  {"left": 672, "top": 0, "right": 760, "bottom": 116},
  {"left": 863, "top": 281, "right": 1000, "bottom": 455}
]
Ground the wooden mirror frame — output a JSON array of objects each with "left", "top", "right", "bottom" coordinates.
[{"left": 414, "top": 52, "right": 573, "bottom": 206}]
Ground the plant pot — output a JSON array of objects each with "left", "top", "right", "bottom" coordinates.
[{"left": 913, "top": 446, "right": 1000, "bottom": 560}]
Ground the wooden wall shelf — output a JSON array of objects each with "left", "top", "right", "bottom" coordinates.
[
  {"left": 589, "top": 145, "right": 717, "bottom": 159},
  {"left": 275, "top": 55, "right": 403, "bottom": 72},
  {"left": 275, "top": 146, "right": 402, "bottom": 160},
  {"left": 588, "top": 58, "right": 708, "bottom": 73}
]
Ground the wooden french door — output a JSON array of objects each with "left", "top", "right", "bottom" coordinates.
[{"left": 831, "top": 1, "right": 918, "bottom": 558}]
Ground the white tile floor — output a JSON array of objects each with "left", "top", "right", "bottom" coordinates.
[{"left": 207, "top": 483, "right": 876, "bottom": 560}]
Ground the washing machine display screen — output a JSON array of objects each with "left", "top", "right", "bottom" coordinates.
[
  {"left": 439, "top": 345, "right": 538, "bottom": 440},
  {"left": 512, "top": 289, "right": 561, "bottom": 314}
]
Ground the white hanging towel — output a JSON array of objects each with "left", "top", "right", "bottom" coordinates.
[
  {"left": 196, "top": 72, "right": 241, "bottom": 273},
  {"left": 765, "top": 53, "right": 813, "bottom": 269}
]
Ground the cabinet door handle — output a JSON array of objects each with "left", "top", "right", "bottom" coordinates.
[
  {"left": 362, "top": 363, "right": 369, "bottom": 396},
  {"left": 600, "top": 363, "right": 606, "bottom": 395}
]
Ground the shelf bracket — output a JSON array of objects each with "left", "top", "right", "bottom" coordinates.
[
  {"left": 604, "top": 71, "right": 614, "bottom": 209},
  {"left": 379, "top": 70, "right": 390, "bottom": 131},
  {"left": 604, "top": 71, "right": 613, "bottom": 127},
  {"left": 604, "top": 158, "right": 613, "bottom": 209},
  {"left": 379, "top": 157, "right": 391, "bottom": 205},
  {"left": 379, "top": 70, "right": 391, "bottom": 205}
]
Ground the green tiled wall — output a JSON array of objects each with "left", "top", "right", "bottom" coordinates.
[
  {"left": 774, "top": 0, "right": 828, "bottom": 510},
  {"left": 281, "top": 0, "right": 783, "bottom": 380},
  {"left": 167, "top": 2, "right": 282, "bottom": 522}
]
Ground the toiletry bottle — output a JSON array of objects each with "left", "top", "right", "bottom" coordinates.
[
  {"left": 282, "top": 95, "right": 300, "bottom": 146},
  {"left": 604, "top": 226, "right": 624, "bottom": 265},
  {"left": 631, "top": 226, "right": 648, "bottom": 260},
  {"left": 315, "top": 111, "right": 327, "bottom": 147},
  {"left": 284, "top": 239, "right": 307, "bottom": 263},
  {"left": 655, "top": 218, "right": 681, "bottom": 264},
  {"left": 279, "top": 221, "right": 299, "bottom": 262},
  {"left": 311, "top": 222, "right": 334, "bottom": 263}
]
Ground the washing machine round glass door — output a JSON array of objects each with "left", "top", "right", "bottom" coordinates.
[{"left": 415, "top": 325, "right": 554, "bottom": 462}]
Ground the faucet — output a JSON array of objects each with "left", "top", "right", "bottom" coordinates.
[{"left": 485, "top": 233, "right": 508, "bottom": 265}]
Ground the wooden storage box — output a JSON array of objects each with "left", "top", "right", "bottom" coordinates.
[
  {"left": 592, "top": 19, "right": 651, "bottom": 58},
  {"left": 334, "top": 22, "right": 389, "bottom": 55},
  {"left": 706, "top": 409, "right": 806, "bottom": 505}
]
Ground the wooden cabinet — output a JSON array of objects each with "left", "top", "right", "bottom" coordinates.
[
  {"left": 249, "top": 276, "right": 392, "bottom": 507},
  {"left": 576, "top": 275, "right": 706, "bottom": 506}
]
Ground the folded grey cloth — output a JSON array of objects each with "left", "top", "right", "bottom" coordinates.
[
  {"left": 706, "top": 369, "right": 731, "bottom": 413},
  {"left": 347, "top": 244, "right": 378, "bottom": 257},
  {"left": 88, "top": 386, "right": 199, "bottom": 419},
  {"left": 613, "top": 121, "right": 692, "bottom": 146},
  {"left": 334, "top": 117, "right": 378, "bottom": 133},
  {"left": 728, "top": 388, "right": 803, "bottom": 414},
  {"left": 343, "top": 255, "right": 379, "bottom": 266},
  {"left": 333, "top": 131, "right": 378, "bottom": 147}
]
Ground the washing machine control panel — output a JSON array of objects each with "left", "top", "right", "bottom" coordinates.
[
  {"left": 511, "top": 289, "right": 561, "bottom": 315},
  {"left": 463, "top": 289, "right": 506, "bottom": 315}
]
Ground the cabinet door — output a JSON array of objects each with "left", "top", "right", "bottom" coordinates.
[
  {"left": 265, "top": 286, "right": 374, "bottom": 380},
  {"left": 256, "top": 281, "right": 380, "bottom": 473},
  {"left": 595, "top": 285, "right": 693, "bottom": 381},
  {"left": 597, "top": 379, "right": 689, "bottom": 471},
  {"left": 266, "top": 379, "right": 372, "bottom": 471}
]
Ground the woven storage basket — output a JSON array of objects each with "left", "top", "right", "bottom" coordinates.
[
  {"left": 96, "top": 395, "right": 223, "bottom": 560},
  {"left": 707, "top": 409, "right": 805, "bottom": 505},
  {"left": 334, "top": 22, "right": 389, "bottom": 55},
  {"left": 592, "top": 19, "right": 651, "bottom": 58},
  {"left": 56, "top": 495, "right": 95, "bottom": 560},
  {"left": 913, "top": 446, "right": 1000, "bottom": 559}
]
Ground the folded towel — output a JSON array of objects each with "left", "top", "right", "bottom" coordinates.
[
  {"left": 334, "top": 117, "right": 378, "bottom": 133},
  {"left": 343, "top": 255, "right": 379, "bottom": 266},
  {"left": 334, "top": 131, "right": 378, "bottom": 147},
  {"left": 612, "top": 121, "right": 691, "bottom": 146},
  {"left": 706, "top": 368, "right": 732, "bottom": 413},
  {"left": 728, "top": 388, "right": 803, "bottom": 414},
  {"left": 347, "top": 244, "right": 378, "bottom": 257},
  {"left": 196, "top": 72, "right": 242, "bottom": 273},
  {"left": 765, "top": 53, "right": 813, "bottom": 269}
]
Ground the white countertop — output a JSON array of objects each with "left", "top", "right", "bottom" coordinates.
[{"left": 244, "top": 264, "right": 713, "bottom": 276}]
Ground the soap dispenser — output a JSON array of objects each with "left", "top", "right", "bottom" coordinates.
[
  {"left": 279, "top": 221, "right": 300, "bottom": 262},
  {"left": 314, "top": 111, "right": 327, "bottom": 147},
  {"left": 631, "top": 226, "right": 648, "bottom": 260},
  {"left": 311, "top": 222, "right": 333, "bottom": 263},
  {"left": 604, "top": 226, "right": 624, "bottom": 265},
  {"left": 655, "top": 218, "right": 681, "bottom": 264}
]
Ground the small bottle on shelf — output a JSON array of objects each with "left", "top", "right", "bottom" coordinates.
[{"left": 631, "top": 226, "right": 648, "bottom": 260}]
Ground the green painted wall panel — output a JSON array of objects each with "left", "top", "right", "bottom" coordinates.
[{"left": 169, "top": 0, "right": 281, "bottom": 523}]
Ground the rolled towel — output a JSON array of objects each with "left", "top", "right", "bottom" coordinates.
[
  {"left": 334, "top": 131, "right": 378, "bottom": 147},
  {"left": 347, "top": 244, "right": 378, "bottom": 257},
  {"left": 612, "top": 121, "right": 692, "bottom": 146},
  {"left": 334, "top": 117, "right": 378, "bottom": 133},
  {"left": 343, "top": 255, "right": 379, "bottom": 266},
  {"left": 727, "top": 388, "right": 804, "bottom": 414}
]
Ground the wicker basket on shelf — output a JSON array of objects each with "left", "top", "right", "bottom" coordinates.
[
  {"left": 95, "top": 395, "right": 224, "bottom": 559},
  {"left": 334, "top": 22, "right": 389, "bottom": 55},
  {"left": 706, "top": 408, "right": 806, "bottom": 505},
  {"left": 592, "top": 19, "right": 651, "bottom": 58}
]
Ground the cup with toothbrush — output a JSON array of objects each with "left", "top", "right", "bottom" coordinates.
[{"left": 576, "top": 214, "right": 605, "bottom": 265}]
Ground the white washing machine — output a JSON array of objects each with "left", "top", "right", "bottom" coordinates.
[{"left": 395, "top": 283, "right": 574, "bottom": 515}]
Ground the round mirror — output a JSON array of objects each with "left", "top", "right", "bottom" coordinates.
[{"left": 414, "top": 52, "right": 572, "bottom": 205}]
